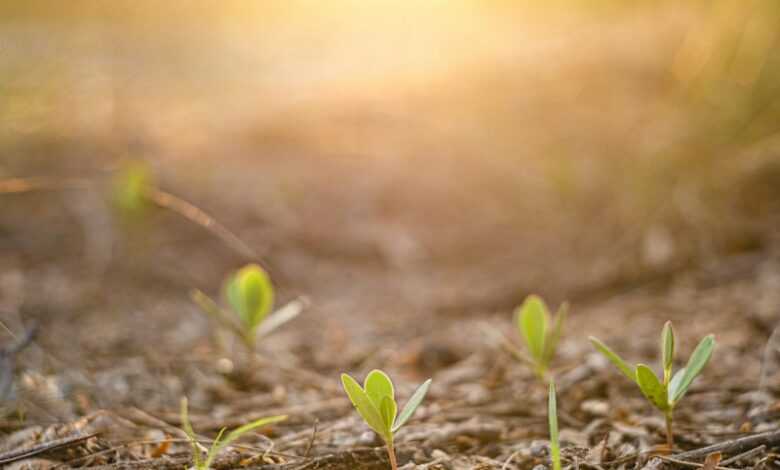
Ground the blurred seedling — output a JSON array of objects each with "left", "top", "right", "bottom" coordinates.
[
  {"left": 341, "top": 370, "right": 431, "bottom": 470},
  {"left": 191, "top": 264, "right": 304, "bottom": 353},
  {"left": 548, "top": 380, "right": 561, "bottom": 470},
  {"left": 514, "top": 295, "right": 567, "bottom": 380},
  {"left": 180, "top": 397, "right": 286, "bottom": 470},
  {"left": 590, "top": 321, "right": 715, "bottom": 449}
]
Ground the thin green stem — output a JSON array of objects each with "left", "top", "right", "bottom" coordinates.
[
  {"left": 665, "top": 409, "right": 674, "bottom": 450},
  {"left": 386, "top": 441, "right": 398, "bottom": 470}
]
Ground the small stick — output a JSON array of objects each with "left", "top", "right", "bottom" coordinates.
[
  {"left": 0, "top": 433, "right": 98, "bottom": 465},
  {"left": 656, "top": 455, "right": 739, "bottom": 470},
  {"left": 721, "top": 445, "right": 766, "bottom": 465},
  {"left": 673, "top": 429, "right": 780, "bottom": 462}
]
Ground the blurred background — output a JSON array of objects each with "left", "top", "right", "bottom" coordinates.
[{"left": 2, "top": 0, "right": 780, "bottom": 322}]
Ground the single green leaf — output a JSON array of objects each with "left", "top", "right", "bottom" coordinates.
[
  {"left": 237, "top": 265, "right": 274, "bottom": 328},
  {"left": 341, "top": 374, "right": 389, "bottom": 440},
  {"left": 589, "top": 337, "right": 636, "bottom": 381},
  {"left": 543, "top": 302, "right": 567, "bottom": 366},
  {"left": 364, "top": 369, "right": 395, "bottom": 410},
  {"left": 668, "top": 367, "right": 686, "bottom": 402},
  {"left": 204, "top": 415, "right": 287, "bottom": 468},
  {"left": 392, "top": 378, "right": 432, "bottom": 432},
  {"left": 517, "top": 295, "right": 549, "bottom": 362},
  {"left": 635, "top": 364, "right": 669, "bottom": 411},
  {"left": 380, "top": 396, "right": 397, "bottom": 433},
  {"left": 671, "top": 335, "right": 715, "bottom": 403},
  {"left": 548, "top": 380, "right": 561, "bottom": 470},
  {"left": 661, "top": 321, "right": 675, "bottom": 380}
]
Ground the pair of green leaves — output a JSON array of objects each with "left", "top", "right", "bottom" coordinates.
[
  {"left": 341, "top": 370, "right": 432, "bottom": 444},
  {"left": 180, "top": 397, "right": 286, "bottom": 470},
  {"left": 516, "top": 295, "right": 567, "bottom": 378},
  {"left": 590, "top": 321, "right": 715, "bottom": 411},
  {"left": 193, "top": 263, "right": 297, "bottom": 351}
]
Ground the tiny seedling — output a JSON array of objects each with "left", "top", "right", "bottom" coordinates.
[
  {"left": 548, "top": 380, "right": 562, "bottom": 470},
  {"left": 113, "top": 161, "right": 153, "bottom": 215},
  {"left": 192, "top": 264, "right": 303, "bottom": 352},
  {"left": 180, "top": 397, "right": 286, "bottom": 470},
  {"left": 341, "top": 370, "right": 432, "bottom": 470},
  {"left": 515, "top": 295, "right": 567, "bottom": 380},
  {"left": 590, "top": 321, "right": 715, "bottom": 448}
]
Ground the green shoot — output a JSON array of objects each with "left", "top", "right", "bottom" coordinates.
[
  {"left": 180, "top": 397, "right": 286, "bottom": 470},
  {"left": 548, "top": 380, "right": 561, "bottom": 470},
  {"left": 192, "top": 264, "right": 302, "bottom": 353},
  {"left": 341, "top": 370, "right": 431, "bottom": 470},
  {"left": 113, "top": 161, "right": 153, "bottom": 215},
  {"left": 590, "top": 321, "right": 715, "bottom": 448},
  {"left": 515, "top": 295, "right": 568, "bottom": 380}
]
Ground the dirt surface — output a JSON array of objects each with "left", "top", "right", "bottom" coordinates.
[
  {"left": 2, "top": 3, "right": 780, "bottom": 468},
  {"left": 1, "top": 153, "right": 780, "bottom": 470}
]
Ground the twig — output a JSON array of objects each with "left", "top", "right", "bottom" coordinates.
[
  {"left": 0, "top": 433, "right": 98, "bottom": 465},
  {"left": 656, "top": 455, "right": 740, "bottom": 470},
  {"left": 673, "top": 429, "right": 780, "bottom": 462},
  {"left": 721, "top": 446, "right": 766, "bottom": 465},
  {"left": 303, "top": 419, "right": 318, "bottom": 458}
]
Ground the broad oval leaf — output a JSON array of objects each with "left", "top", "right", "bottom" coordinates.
[
  {"left": 379, "top": 396, "right": 397, "bottom": 433},
  {"left": 662, "top": 321, "right": 675, "bottom": 374},
  {"left": 636, "top": 364, "right": 669, "bottom": 411},
  {"left": 392, "top": 378, "right": 432, "bottom": 432},
  {"left": 238, "top": 265, "right": 274, "bottom": 328},
  {"left": 589, "top": 337, "right": 636, "bottom": 382},
  {"left": 671, "top": 335, "right": 715, "bottom": 403},
  {"left": 341, "top": 373, "right": 389, "bottom": 440},
  {"left": 365, "top": 369, "right": 395, "bottom": 409},
  {"left": 517, "top": 295, "right": 549, "bottom": 362}
]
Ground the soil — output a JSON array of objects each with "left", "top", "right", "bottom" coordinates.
[{"left": 1, "top": 152, "right": 780, "bottom": 470}]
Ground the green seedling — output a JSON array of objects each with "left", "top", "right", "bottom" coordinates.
[
  {"left": 590, "top": 321, "right": 715, "bottom": 448},
  {"left": 180, "top": 397, "right": 286, "bottom": 470},
  {"left": 113, "top": 161, "right": 153, "bottom": 215},
  {"left": 515, "top": 295, "right": 567, "bottom": 379},
  {"left": 548, "top": 380, "right": 561, "bottom": 470},
  {"left": 341, "top": 370, "right": 432, "bottom": 470},
  {"left": 192, "top": 264, "right": 302, "bottom": 352}
]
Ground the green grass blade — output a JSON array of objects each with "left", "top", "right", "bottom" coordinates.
[
  {"left": 204, "top": 415, "right": 287, "bottom": 468},
  {"left": 671, "top": 335, "right": 715, "bottom": 403},
  {"left": 548, "top": 380, "right": 561, "bottom": 470},
  {"left": 635, "top": 364, "right": 669, "bottom": 411},
  {"left": 661, "top": 321, "right": 675, "bottom": 381},
  {"left": 180, "top": 397, "right": 203, "bottom": 469},
  {"left": 589, "top": 336, "right": 636, "bottom": 381},
  {"left": 205, "top": 427, "right": 227, "bottom": 468},
  {"left": 517, "top": 295, "right": 549, "bottom": 362},
  {"left": 364, "top": 369, "right": 395, "bottom": 409},
  {"left": 392, "top": 378, "right": 432, "bottom": 432},
  {"left": 341, "top": 373, "right": 389, "bottom": 440}
]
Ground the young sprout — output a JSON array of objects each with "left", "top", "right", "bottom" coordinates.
[
  {"left": 590, "top": 321, "right": 715, "bottom": 448},
  {"left": 113, "top": 161, "right": 153, "bottom": 215},
  {"left": 341, "top": 370, "right": 432, "bottom": 470},
  {"left": 180, "top": 397, "right": 286, "bottom": 470},
  {"left": 548, "top": 380, "right": 562, "bottom": 470},
  {"left": 192, "top": 264, "right": 302, "bottom": 352},
  {"left": 515, "top": 295, "right": 568, "bottom": 380}
]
